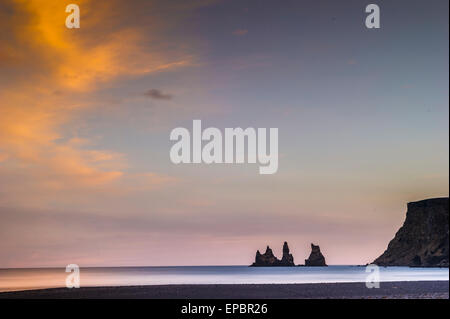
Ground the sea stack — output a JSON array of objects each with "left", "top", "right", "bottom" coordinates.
[
  {"left": 281, "top": 241, "right": 295, "bottom": 265},
  {"left": 252, "top": 246, "right": 278, "bottom": 266},
  {"left": 305, "top": 243, "right": 327, "bottom": 266},
  {"left": 251, "top": 242, "right": 295, "bottom": 266},
  {"left": 373, "top": 198, "right": 449, "bottom": 267}
]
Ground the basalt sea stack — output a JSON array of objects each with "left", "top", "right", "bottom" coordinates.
[
  {"left": 373, "top": 198, "right": 449, "bottom": 267},
  {"left": 281, "top": 241, "right": 295, "bottom": 265},
  {"left": 251, "top": 242, "right": 295, "bottom": 266},
  {"left": 304, "top": 243, "right": 327, "bottom": 266}
]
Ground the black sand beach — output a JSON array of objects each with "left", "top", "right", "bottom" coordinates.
[{"left": 0, "top": 281, "right": 448, "bottom": 299}]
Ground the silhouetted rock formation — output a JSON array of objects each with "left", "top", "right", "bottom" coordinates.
[
  {"left": 251, "top": 242, "right": 295, "bottom": 266},
  {"left": 305, "top": 243, "right": 327, "bottom": 266},
  {"left": 252, "top": 246, "right": 278, "bottom": 266},
  {"left": 281, "top": 241, "right": 295, "bottom": 265},
  {"left": 374, "top": 198, "right": 449, "bottom": 267}
]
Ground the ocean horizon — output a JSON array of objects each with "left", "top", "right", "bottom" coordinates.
[{"left": 1, "top": 265, "right": 448, "bottom": 293}]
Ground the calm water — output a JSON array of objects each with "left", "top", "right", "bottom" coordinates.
[{"left": 0, "top": 266, "right": 448, "bottom": 292}]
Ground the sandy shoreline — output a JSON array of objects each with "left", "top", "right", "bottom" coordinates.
[{"left": 0, "top": 281, "right": 448, "bottom": 299}]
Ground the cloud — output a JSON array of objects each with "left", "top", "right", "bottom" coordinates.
[
  {"left": 144, "top": 89, "right": 173, "bottom": 100},
  {"left": 0, "top": 0, "right": 214, "bottom": 209},
  {"left": 233, "top": 29, "right": 248, "bottom": 36},
  {"left": 0, "top": 0, "right": 204, "bottom": 91}
]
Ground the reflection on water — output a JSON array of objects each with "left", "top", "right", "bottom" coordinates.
[{"left": 0, "top": 266, "right": 448, "bottom": 292}]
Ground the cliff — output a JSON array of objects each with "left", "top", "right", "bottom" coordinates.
[
  {"left": 304, "top": 243, "right": 327, "bottom": 266},
  {"left": 374, "top": 198, "right": 449, "bottom": 267},
  {"left": 251, "top": 242, "right": 295, "bottom": 266}
]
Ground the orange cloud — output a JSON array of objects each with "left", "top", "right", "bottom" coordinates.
[
  {"left": 7, "top": 0, "right": 195, "bottom": 91},
  {"left": 0, "top": 0, "right": 210, "bottom": 207}
]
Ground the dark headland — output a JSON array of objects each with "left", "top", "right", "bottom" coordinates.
[{"left": 373, "top": 197, "right": 449, "bottom": 267}]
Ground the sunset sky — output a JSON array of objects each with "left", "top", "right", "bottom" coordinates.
[{"left": 0, "top": 0, "right": 448, "bottom": 267}]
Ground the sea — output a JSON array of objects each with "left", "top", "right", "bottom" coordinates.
[{"left": 0, "top": 265, "right": 448, "bottom": 292}]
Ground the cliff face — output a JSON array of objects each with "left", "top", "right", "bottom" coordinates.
[
  {"left": 251, "top": 242, "right": 295, "bottom": 266},
  {"left": 374, "top": 198, "right": 449, "bottom": 267},
  {"left": 304, "top": 243, "right": 327, "bottom": 266}
]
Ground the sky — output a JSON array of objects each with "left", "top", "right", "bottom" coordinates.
[{"left": 0, "top": 0, "right": 448, "bottom": 267}]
